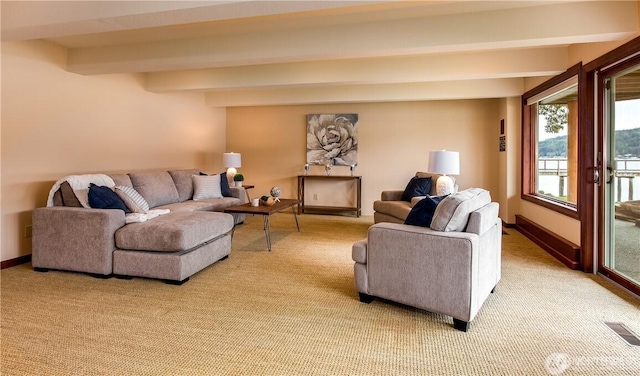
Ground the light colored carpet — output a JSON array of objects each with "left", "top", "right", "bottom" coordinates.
[{"left": 1, "top": 214, "right": 639, "bottom": 376}]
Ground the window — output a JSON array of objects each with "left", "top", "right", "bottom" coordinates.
[{"left": 522, "top": 64, "right": 581, "bottom": 218}]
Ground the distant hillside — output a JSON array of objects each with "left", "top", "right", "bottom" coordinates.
[
  {"left": 539, "top": 127, "right": 640, "bottom": 158},
  {"left": 614, "top": 127, "right": 640, "bottom": 157}
]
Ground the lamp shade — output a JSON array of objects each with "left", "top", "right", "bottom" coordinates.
[
  {"left": 428, "top": 150, "right": 460, "bottom": 175},
  {"left": 223, "top": 152, "right": 242, "bottom": 168}
]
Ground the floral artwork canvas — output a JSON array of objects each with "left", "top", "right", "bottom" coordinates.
[{"left": 306, "top": 114, "right": 358, "bottom": 166}]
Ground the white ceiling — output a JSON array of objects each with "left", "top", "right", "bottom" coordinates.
[{"left": 2, "top": 1, "right": 639, "bottom": 106}]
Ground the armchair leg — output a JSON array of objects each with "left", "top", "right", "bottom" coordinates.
[
  {"left": 358, "top": 293, "right": 374, "bottom": 303},
  {"left": 491, "top": 287, "right": 496, "bottom": 293},
  {"left": 453, "top": 318, "right": 469, "bottom": 332}
]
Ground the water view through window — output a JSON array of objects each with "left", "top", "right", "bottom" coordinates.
[{"left": 535, "top": 83, "right": 578, "bottom": 204}]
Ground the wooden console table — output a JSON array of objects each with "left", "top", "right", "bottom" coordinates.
[{"left": 297, "top": 175, "right": 361, "bottom": 217}]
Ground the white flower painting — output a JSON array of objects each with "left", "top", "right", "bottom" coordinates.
[{"left": 306, "top": 114, "right": 358, "bottom": 166}]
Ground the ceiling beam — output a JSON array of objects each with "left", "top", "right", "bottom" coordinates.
[
  {"left": 66, "top": 1, "right": 637, "bottom": 75},
  {"left": 1, "top": 1, "right": 386, "bottom": 41},
  {"left": 204, "top": 78, "right": 524, "bottom": 107},
  {"left": 146, "top": 47, "right": 567, "bottom": 92}
]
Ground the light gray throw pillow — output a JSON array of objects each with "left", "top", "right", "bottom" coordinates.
[
  {"left": 114, "top": 185, "right": 150, "bottom": 214},
  {"left": 192, "top": 175, "right": 223, "bottom": 201}
]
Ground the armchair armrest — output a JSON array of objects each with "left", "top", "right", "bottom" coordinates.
[
  {"left": 380, "top": 190, "right": 404, "bottom": 201},
  {"left": 32, "top": 207, "right": 126, "bottom": 275}
]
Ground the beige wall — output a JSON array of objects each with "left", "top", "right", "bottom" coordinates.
[
  {"left": 497, "top": 97, "right": 521, "bottom": 225},
  {"left": 226, "top": 100, "right": 501, "bottom": 217},
  {"left": 1, "top": 40, "right": 226, "bottom": 262}
]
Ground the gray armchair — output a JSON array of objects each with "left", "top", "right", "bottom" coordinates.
[{"left": 353, "top": 189, "right": 501, "bottom": 331}]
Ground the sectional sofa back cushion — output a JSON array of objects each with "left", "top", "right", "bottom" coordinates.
[
  {"left": 59, "top": 181, "right": 82, "bottom": 207},
  {"left": 129, "top": 171, "right": 180, "bottom": 208},
  {"left": 168, "top": 169, "right": 200, "bottom": 202},
  {"left": 430, "top": 188, "right": 491, "bottom": 232},
  {"left": 109, "top": 174, "right": 133, "bottom": 187}
]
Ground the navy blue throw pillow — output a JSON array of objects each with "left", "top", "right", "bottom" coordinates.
[
  {"left": 404, "top": 195, "right": 447, "bottom": 227},
  {"left": 219, "top": 172, "right": 232, "bottom": 197},
  {"left": 88, "top": 183, "right": 129, "bottom": 213},
  {"left": 401, "top": 176, "right": 432, "bottom": 202}
]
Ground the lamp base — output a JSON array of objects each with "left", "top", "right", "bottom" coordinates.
[
  {"left": 435, "top": 175, "right": 455, "bottom": 196},
  {"left": 226, "top": 167, "right": 237, "bottom": 184}
]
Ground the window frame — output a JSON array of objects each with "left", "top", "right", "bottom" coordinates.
[{"left": 521, "top": 63, "right": 582, "bottom": 219}]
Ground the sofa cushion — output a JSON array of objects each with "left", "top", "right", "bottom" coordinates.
[
  {"left": 155, "top": 197, "right": 243, "bottom": 212},
  {"left": 430, "top": 188, "right": 491, "bottom": 232},
  {"left": 52, "top": 190, "right": 64, "bottom": 206},
  {"left": 114, "top": 185, "right": 150, "bottom": 214},
  {"left": 404, "top": 195, "right": 446, "bottom": 227},
  {"left": 59, "top": 181, "right": 82, "bottom": 207},
  {"left": 193, "top": 175, "right": 223, "bottom": 200},
  {"left": 129, "top": 171, "right": 180, "bottom": 208},
  {"left": 109, "top": 174, "right": 133, "bottom": 187},
  {"left": 88, "top": 184, "right": 128, "bottom": 213},
  {"left": 373, "top": 200, "right": 412, "bottom": 221},
  {"left": 401, "top": 176, "right": 432, "bottom": 202},
  {"left": 168, "top": 169, "right": 200, "bottom": 202},
  {"left": 115, "top": 211, "right": 233, "bottom": 252}
]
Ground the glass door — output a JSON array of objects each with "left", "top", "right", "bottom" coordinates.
[{"left": 600, "top": 60, "right": 640, "bottom": 292}]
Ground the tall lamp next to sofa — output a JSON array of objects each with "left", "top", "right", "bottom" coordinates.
[{"left": 428, "top": 150, "right": 460, "bottom": 196}]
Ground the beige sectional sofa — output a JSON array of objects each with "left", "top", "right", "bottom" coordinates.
[{"left": 32, "top": 169, "right": 245, "bottom": 284}]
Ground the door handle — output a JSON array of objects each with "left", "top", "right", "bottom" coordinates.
[
  {"left": 594, "top": 152, "right": 602, "bottom": 186},
  {"left": 606, "top": 166, "right": 615, "bottom": 184}
]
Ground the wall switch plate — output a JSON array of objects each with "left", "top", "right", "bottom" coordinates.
[
  {"left": 313, "top": 194, "right": 318, "bottom": 200},
  {"left": 24, "top": 225, "right": 33, "bottom": 238}
]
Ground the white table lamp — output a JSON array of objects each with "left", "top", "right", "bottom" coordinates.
[
  {"left": 223, "top": 152, "right": 242, "bottom": 183},
  {"left": 428, "top": 150, "right": 460, "bottom": 196}
]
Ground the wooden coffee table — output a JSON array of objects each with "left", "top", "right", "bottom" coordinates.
[{"left": 224, "top": 198, "right": 301, "bottom": 251}]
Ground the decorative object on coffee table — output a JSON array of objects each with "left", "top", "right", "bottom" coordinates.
[
  {"left": 270, "top": 186, "right": 282, "bottom": 202},
  {"left": 233, "top": 173, "right": 244, "bottom": 187},
  {"left": 260, "top": 195, "right": 275, "bottom": 206}
]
